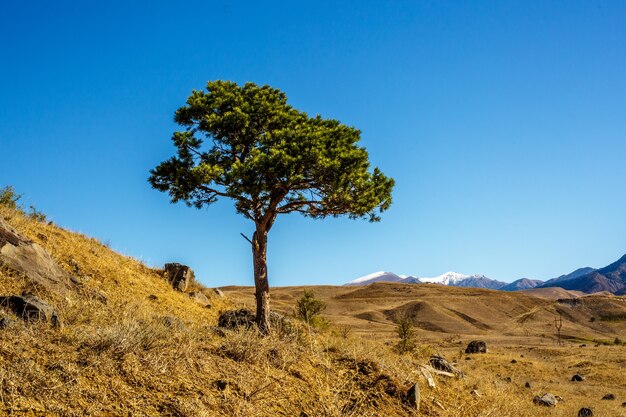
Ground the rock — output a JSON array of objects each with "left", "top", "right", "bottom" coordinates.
[
  {"left": 213, "top": 288, "right": 225, "bottom": 298},
  {"left": 510, "top": 359, "right": 517, "bottom": 363},
  {"left": 429, "top": 355, "right": 464, "bottom": 377},
  {"left": 504, "top": 376, "right": 512, "bottom": 383},
  {"left": 217, "top": 309, "right": 295, "bottom": 335},
  {"left": 0, "top": 315, "right": 16, "bottom": 329},
  {"left": 621, "top": 401, "right": 626, "bottom": 407},
  {"left": 214, "top": 380, "right": 229, "bottom": 391},
  {"left": 578, "top": 408, "right": 593, "bottom": 417},
  {"left": 163, "top": 263, "right": 194, "bottom": 292},
  {"left": 571, "top": 374, "right": 585, "bottom": 382},
  {"left": 0, "top": 218, "right": 72, "bottom": 293},
  {"left": 533, "top": 393, "right": 557, "bottom": 407},
  {"left": 465, "top": 357, "right": 472, "bottom": 360},
  {"left": 188, "top": 291, "right": 210, "bottom": 307},
  {"left": 601, "top": 393, "right": 615, "bottom": 400},
  {"left": 470, "top": 390, "right": 481, "bottom": 397},
  {"left": 0, "top": 293, "right": 60, "bottom": 327},
  {"left": 406, "top": 383, "right": 420, "bottom": 410},
  {"left": 218, "top": 309, "right": 256, "bottom": 329},
  {"left": 94, "top": 291, "right": 108, "bottom": 305},
  {"left": 525, "top": 382, "right": 532, "bottom": 388},
  {"left": 147, "top": 294, "right": 158, "bottom": 301},
  {"left": 465, "top": 340, "right": 487, "bottom": 354}
]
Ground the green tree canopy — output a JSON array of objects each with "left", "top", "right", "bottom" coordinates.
[{"left": 149, "top": 81, "right": 394, "bottom": 333}]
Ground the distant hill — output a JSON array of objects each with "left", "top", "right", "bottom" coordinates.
[
  {"left": 538, "top": 267, "right": 596, "bottom": 288},
  {"left": 547, "top": 254, "right": 626, "bottom": 294},
  {"left": 501, "top": 278, "right": 543, "bottom": 291},
  {"left": 344, "top": 271, "right": 418, "bottom": 286}
]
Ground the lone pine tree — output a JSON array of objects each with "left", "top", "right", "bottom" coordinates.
[{"left": 149, "top": 81, "right": 394, "bottom": 333}]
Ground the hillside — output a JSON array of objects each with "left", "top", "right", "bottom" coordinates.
[
  {"left": 224, "top": 282, "right": 626, "bottom": 343},
  {"left": 0, "top": 206, "right": 421, "bottom": 416},
  {"left": 2, "top": 205, "right": 626, "bottom": 416}
]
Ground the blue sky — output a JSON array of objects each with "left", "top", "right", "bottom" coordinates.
[{"left": 1, "top": 1, "right": 625, "bottom": 286}]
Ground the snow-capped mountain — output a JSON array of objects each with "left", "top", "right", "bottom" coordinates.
[
  {"left": 420, "top": 271, "right": 469, "bottom": 285},
  {"left": 344, "top": 270, "right": 505, "bottom": 289},
  {"left": 344, "top": 271, "right": 420, "bottom": 286}
]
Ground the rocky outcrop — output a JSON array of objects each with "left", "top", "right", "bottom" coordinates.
[
  {"left": 164, "top": 263, "right": 194, "bottom": 292},
  {"left": 429, "top": 355, "right": 464, "bottom": 377},
  {"left": 189, "top": 291, "right": 210, "bottom": 307},
  {"left": 406, "top": 383, "right": 420, "bottom": 410},
  {"left": 0, "top": 293, "right": 61, "bottom": 327},
  {"left": 465, "top": 340, "right": 487, "bottom": 354},
  {"left": 533, "top": 393, "right": 557, "bottom": 407},
  {"left": 217, "top": 309, "right": 294, "bottom": 335},
  {"left": 0, "top": 218, "right": 72, "bottom": 293},
  {"left": 218, "top": 309, "right": 256, "bottom": 329}
]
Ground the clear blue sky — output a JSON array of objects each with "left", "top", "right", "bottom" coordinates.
[{"left": 1, "top": 1, "right": 625, "bottom": 286}]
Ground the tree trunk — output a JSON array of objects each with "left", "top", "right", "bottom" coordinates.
[{"left": 252, "top": 227, "right": 270, "bottom": 334}]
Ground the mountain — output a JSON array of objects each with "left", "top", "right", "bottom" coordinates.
[
  {"left": 548, "top": 254, "right": 626, "bottom": 294},
  {"left": 344, "top": 271, "right": 420, "bottom": 286},
  {"left": 501, "top": 278, "right": 543, "bottom": 291},
  {"left": 420, "top": 272, "right": 505, "bottom": 289},
  {"left": 538, "top": 267, "right": 596, "bottom": 288},
  {"left": 420, "top": 271, "right": 469, "bottom": 285},
  {"left": 452, "top": 275, "right": 507, "bottom": 290},
  {"left": 346, "top": 271, "right": 505, "bottom": 290}
]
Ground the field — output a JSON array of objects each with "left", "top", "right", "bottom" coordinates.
[{"left": 1, "top": 204, "right": 626, "bottom": 416}]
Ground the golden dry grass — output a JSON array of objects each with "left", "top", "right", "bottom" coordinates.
[{"left": 2, "top": 205, "right": 626, "bottom": 416}]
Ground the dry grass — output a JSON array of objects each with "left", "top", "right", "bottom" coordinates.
[{"left": 2, "top": 205, "right": 626, "bottom": 416}]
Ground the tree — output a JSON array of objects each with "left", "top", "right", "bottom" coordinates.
[
  {"left": 149, "top": 81, "right": 394, "bottom": 334},
  {"left": 296, "top": 290, "right": 327, "bottom": 327}
]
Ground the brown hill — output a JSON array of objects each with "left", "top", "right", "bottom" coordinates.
[{"left": 224, "top": 282, "right": 626, "bottom": 343}]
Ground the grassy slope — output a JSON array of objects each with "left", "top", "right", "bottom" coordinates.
[
  {"left": 2, "top": 206, "right": 626, "bottom": 416},
  {"left": 0, "top": 207, "right": 416, "bottom": 416}
]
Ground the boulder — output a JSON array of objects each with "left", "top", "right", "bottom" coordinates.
[
  {"left": 571, "top": 374, "right": 585, "bottom": 382},
  {"left": 0, "top": 293, "right": 61, "bottom": 327},
  {"left": 533, "top": 393, "right": 557, "bottom": 407},
  {"left": 213, "top": 288, "right": 225, "bottom": 298},
  {"left": 218, "top": 309, "right": 256, "bottom": 330},
  {"left": 601, "top": 393, "right": 615, "bottom": 400},
  {"left": 406, "top": 383, "right": 420, "bottom": 410},
  {"left": 578, "top": 408, "right": 593, "bottom": 417},
  {"left": 525, "top": 382, "right": 532, "bottom": 388},
  {"left": 429, "top": 355, "right": 464, "bottom": 377},
  {"left": 0, "top": 218, "right": 72, "bottom": 293},
  {"left": 217, "top": 309, "right": 295, "bottom": 335},
  {"left": 164, "top": 263, "right": 194, "bottom": 292},
  {"left": 465, "top": 340, "right": 487, "bottom": 354},
  {"left": 189, "top": 291, "right": 210, "bottom": 307}
]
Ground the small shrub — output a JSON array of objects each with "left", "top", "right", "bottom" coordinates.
[
  {"left": 614, "top": 337, "right": 623, "bottom": 345},
  {"left": 295, "top": 290, "right": 327, "bottom": 328},
  {"left": 0, "top": 185, "right": 22, "bottom": 209},
  {"left": 27, "top": 206, "right": 47, "bottom": 222},
  {"left": 395, "top": 316, "right": 415, "bottom": 353}
]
